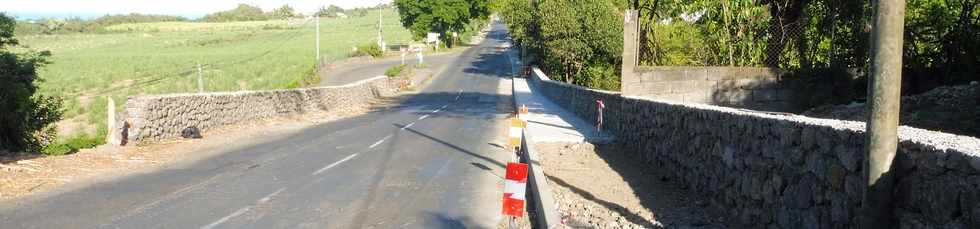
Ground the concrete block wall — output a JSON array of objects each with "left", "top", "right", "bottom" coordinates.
[
  {"left": 622, "top": 66, "right": 807, "bottom": 112},
  {"left": 121, "top": 76, "right": 396, "bottom": 144},
  {"left": 531, "top": 67, "right": 980, "bottom": 228}
]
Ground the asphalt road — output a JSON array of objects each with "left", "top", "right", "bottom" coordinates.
[
  {"left": 320, "top": 47, "right": 464, "bottom": 87},
  {"left": 0, "top": 21, "right": 518, "bottom": 229}
]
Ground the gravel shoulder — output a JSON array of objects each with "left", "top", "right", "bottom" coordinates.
[{"left": 534, "top": 142, "right": 728, "bottom": 229}]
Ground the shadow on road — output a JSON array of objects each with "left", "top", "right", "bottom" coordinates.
[{"left": 395, "top": 123, "right": 506, "bottom": 169}]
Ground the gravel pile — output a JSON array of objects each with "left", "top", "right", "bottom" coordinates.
[{"left": 803, "top": 82, "right": 980, "bottom": 137}]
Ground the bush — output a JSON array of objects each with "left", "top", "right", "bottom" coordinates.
[
  {"left": 385, "top": 64, "right": 405, "bottom": 77},
  {"left": 41, "top": 134, "right": 103, "bottom": 156},
  {"left": 352, "top": 43, "right": 384, "bottom": 58},
  {"left": 1, "top": 13, "right": 63, "bottom": 155},
  {"left": 579, "top": 62, "right": 620, "bottom": 91}
]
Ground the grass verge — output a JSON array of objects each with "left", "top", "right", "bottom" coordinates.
[
  {"left": 42, "top": 134, "right": 105, "bottom": 156},
  {"left": 385, "top": 64, "right": 406, "bottom": 77},
  {"left": 15, "top": 8, "right": 414, "bottom": 151}
]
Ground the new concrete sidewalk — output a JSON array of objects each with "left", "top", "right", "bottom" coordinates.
[{"left": 512, "top": 78, "right": 613, "bottom": 143}]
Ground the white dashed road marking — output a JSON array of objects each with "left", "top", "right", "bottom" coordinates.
[
  {"left": 201, "top": 207, "right": 250, "bottom": 229},
  {"left": 418, "top": 114, "right": 430, "bottom": 120},
  {"left": 312, "top": 153, "right": 358, "bottom": 175},
  {"left": 369, "top": 135, "right": 392, "bottom": 149},
  {"left": 201, "top": 187, "right": 286, "bottom": 229},
  {"left": 258, "top": 188, "right": 286, "bottom": 203},
  {"left": 401, "top": 122, "right": 415, "bottom": 130}
]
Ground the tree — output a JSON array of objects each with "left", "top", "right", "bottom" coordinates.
[
  {"left": 498, "top": 0, "right": 538, "bottom": 51},
  {"left": 316, "top": 5, "right": 345, "bottom": 17},
  {"left": 270, "top": 5, "right": 297, "bottom": 19},
  {"left": 499, "top": 0, "right": 622, "bottom": 89},
  {"left": 201, "top": 4, "right": 269, "bottom": 22},
  {"left": 0, "top": 13, "right": 62, "bottom": 154},
  {"left": 350, "top": 8, "right": 369, "bottom": 17},
  {"left": 393, "top": 0, "right": 490, "bottom": 47}
]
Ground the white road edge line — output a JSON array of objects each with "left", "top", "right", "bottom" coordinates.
[
  {"left": 312, "top": 153, "right": 359, "bottom": 175},
  {"left": 258, "top": 188, "right": 286, "bottom": 203},
  {"left": 401, "top": 122, "right": 415, "bottom": 130},
  {"left": 369, "top": 135, "right": 392, "bottom": 149},
  {"left": 201, "top": 207, "right": 250, "bottom": 229},
  {"left": 202, "top": 187, "right": 285, "bottom": 229},
  {"left": 418, "top": 114, "right": 430, "bottom": 120}
]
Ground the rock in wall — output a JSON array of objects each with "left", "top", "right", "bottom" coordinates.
[
  {"left": 120, "top": 76, "right": 396, "bottom": 145},
  {"left": 530, "top": 67, "right": 980, "bottom": 228}
]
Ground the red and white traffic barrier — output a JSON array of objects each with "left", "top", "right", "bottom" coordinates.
[
  {"left": 503, "top": 105, "right": 531, "bottom": 226},
  {"left": 502, "top": 162, "right": 528, "bottom": 218}
]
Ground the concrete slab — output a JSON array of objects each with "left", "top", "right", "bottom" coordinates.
[{"left": 512, "top": 78, "right": 612, "bottom": 143}]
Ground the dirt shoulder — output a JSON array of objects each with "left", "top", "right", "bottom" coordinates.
[
  {"left": 534, "top": 142, "right": 727, "bottom": 229},
  {"left": 0, "top": 101, "right": 379, "bottom": 201}
]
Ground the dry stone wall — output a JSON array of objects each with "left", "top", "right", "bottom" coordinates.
[
  {"left": 120, "top": 76, "right": 396, "bottom": 145},
  {"left": 530, "top": 67, "right": 980, "bottom": 228}
]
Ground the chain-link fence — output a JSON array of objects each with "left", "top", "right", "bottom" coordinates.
[
  {"left": 638, "top": 1, "right": 875, "bottom": 70},
  {"left": 637, "top": 0, "right": 979, "bottom": 85}
]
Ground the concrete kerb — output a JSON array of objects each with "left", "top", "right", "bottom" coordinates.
[
  {"left": 513, "top": 77, "right": 562, "bottom": 229},
  {"left": 505, "top": 40, "right": 561, "bottom": 228},
  {"left": 519, "top": 128, "right": 562, "bottom": 229}
]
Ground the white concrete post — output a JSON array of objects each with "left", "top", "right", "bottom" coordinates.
[
  {"left": 197, "top": 62, "right": 204, "bottom": 93},
  {"left": 106, "top": 97, "right": 119, "bottom": 145},
  {"left": 315, "top": 14, "right": 321, "bottom": 68}
]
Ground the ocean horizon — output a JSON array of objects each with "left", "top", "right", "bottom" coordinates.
[{"left": 3, "top": 11, "right": 204, "bottom": 20}]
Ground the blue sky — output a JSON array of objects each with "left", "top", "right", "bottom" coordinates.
[{"left": 1, "top": 0, "right": 392, "bottom": 19}]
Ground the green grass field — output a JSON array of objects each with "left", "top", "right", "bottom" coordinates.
[{"left": 17, "top": 9, "right": 413, "bottom": 146}]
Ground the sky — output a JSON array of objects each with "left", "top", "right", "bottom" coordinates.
[{"left": 1, "top": 0, "right": 392, "bottom": 19}]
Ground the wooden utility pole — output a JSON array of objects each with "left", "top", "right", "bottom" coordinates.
[{"left": 862, "top": 0, "right": 905, "bottom": 227}]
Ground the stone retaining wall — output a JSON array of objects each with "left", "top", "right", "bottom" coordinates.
[
  {"left": 623, "top": 66, "right": 806, "bottom": 112},
  {"left": 120, "top": 76, "right": 396, "bottom": 145},
  {"left": 530, "top": 67, "right": 980, "bottom": 228}
]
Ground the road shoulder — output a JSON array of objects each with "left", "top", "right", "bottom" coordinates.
[{"left": 535, "top": 142, "right": 729, "bottom": 229}]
